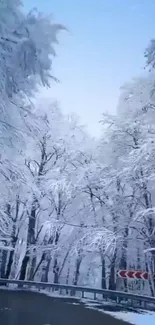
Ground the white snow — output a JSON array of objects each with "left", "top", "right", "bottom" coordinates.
[
  {"left": 102, "top": 310, "right": 155, "bottom": 325},
  {"left": 85, "top": 301, "right": 155, "bottom": 325}
]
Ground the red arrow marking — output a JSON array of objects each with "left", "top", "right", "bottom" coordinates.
[
  {"left": 118, "top": 270, "right": 127, "bottom": 278},
  {"left": 117, "top": 270, "right": 150, "bottom": 280},
  {"left": 142, "top": 272, "right": 149, "bottom": 280},
  {"left": 134, "top": 271, "right": 142, "bottom": 279},
  {"left": 127, "top": 271, "right": 135, "bottom": 278}
]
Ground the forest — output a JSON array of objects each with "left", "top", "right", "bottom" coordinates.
[{"left": 1, "top": 0, "right": 155, "bottom": 297}]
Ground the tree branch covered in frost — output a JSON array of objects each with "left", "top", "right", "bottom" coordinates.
[
  {"left": 72, "top": 227, "right": 116, "bottom": 256},
  {"left": 145, "top": 39, "right": 155, "bottom": 70},
  {"left": 0, "top": 1, "right": 65, "bottom": 98}
]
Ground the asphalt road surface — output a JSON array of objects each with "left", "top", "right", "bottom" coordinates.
[{"left": 0, "top": 289, "right": 132, "bottom": 325}]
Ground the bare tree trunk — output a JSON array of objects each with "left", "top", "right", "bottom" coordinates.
[
  {"left": 5, "top": 250, "right": 14, "bottom": 279},
  {"left": 66, "top": 267, "right": 70, "bottom": 285},
  {"left": 109, "top": 249, "right": 117, "bottom": 290},
  {"left": 108, "top": 179, "right": 120, "bottom": 291},
  {"left": 28, "top": 256, "right": 37, "bottom": 281},
  {"left": 53, "top": 257, "right": 59, "bottom": 283},
  {"left": 19, "top": 255, "right": 30, "bottom": 280},
  {"left": 141, "top": 174, "right": 155, "bottom": 294},
  {"left": 100, "top": 252, "right": 106, "bottom": 289},
  {"left": 53, "top": 230, "right": 60, "bottom": 283},
  {"left": 27, "top": 203, "right": 36, "bottom": 245},
  {"left": 0, "top": 250, "right": 7, "bottom": 278},
  {"left": 65, "top": 266, "right": 70, "bottom": 294},
  {"left": 119, "top": 227, "right": 128, "bottom": 291},
  {"left": 19, "top": 201, "right": 36, "bottom": 280},
  {"left": 71, "top": 256, "right": 82, "bottom": 297},
  {"left": 73, "top": 256, "right": 82, "bottom": 286},
  {"left": 145, "top": 261, "right": 154, "bottom": 297},
  {"left": 2, "top": 204, "right": 13, "bottom": 279},
  {"left": 43, "top": 257, "right": 51, "bottom": 283},
  {"left": 58, "top": 247, "right": 71, "bottom": 279},
  {"left": 5, "top": 234, "right": 17, "bottom": 279},
  {"left": 27, "top": 253, "right": 45, "bottom": 281}
]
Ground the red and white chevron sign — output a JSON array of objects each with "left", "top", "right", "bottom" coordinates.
[{"left": 117, "top": 270, "right": 149, "bottom": 280}]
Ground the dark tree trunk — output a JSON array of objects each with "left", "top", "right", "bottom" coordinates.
[
  {"left": 145, "top": 261, "right": 154, "bottom": 297},
  {"left": 73, "top": 256, "right": 82, "bottom": 286},
  {"left": 109, "top": 249, "right": 117, "bottom": 291},
  {"left": 71, "top": 257, "right": 82, "bottom": 296},
  {"left": 53, "top": 257, "right": 59, "bottom": 284},
  {"left": 19, "top": 255, "right": 29, "bottom": 280},
  {"left": 119, "top": 227, "right": 128, "bottom": 291},
  {"left": 0, "top": 250, "right": 7, "bottom": 278},
  {"left": 28, "top": 256, "right": 37, "bottom": 281},
  {"left": 5, "top": 233, "right": 17, "bottom": 279},
  {"left": 43, "top": 257, "right": 51, "bottom": 283},
  {"left": 66, "top": 267, "right": 70, "bottom": 294},
  {"left": 28, "top": 203, "right": 36, "bottom": 245},
  {"left": 52, "top": 230, "right": 60, "bottom": 284},
  {"left": 30, "top": 253, "right": 45, "bottom": 281},
  {"left": 66, "top": 267, "right": 70, "bottom": 285},
  {"left": 0, "top": 204, "right": 11, "bottom": 279},
  {"left": 19, "top": 201, "right": 37, "bottom": 280},
  {"left": 101, "top": 254, "right": 106, "bottom": 289},
  {"left": 5, "top": 250, "right": 14, "bottom": 279},
  {"left": 151, "top": 252, "right": 155, "bottom": 293}
]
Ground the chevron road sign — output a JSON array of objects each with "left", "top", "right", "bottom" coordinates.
[{"left": 117, "top": 270, "right": 149, "bottom": 280}]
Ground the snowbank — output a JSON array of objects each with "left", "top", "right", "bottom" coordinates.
[{"left": 102, "top": 310, "right": 155, "bottom": 325}]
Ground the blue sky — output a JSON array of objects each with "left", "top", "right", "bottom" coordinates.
[{"left": 24, "top": 0, "right": 155, "bottom": 136}]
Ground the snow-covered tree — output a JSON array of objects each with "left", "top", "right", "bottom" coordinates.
[{"left": 3, "top": 0, "right": 155, "bottom": 299}]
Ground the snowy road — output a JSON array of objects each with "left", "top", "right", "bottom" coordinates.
[{"left": 0, "top": 289, "right": 132, "bottom": 325}]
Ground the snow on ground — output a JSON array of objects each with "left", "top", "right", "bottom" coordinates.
[
  {"left": 99, "top": 310, "right": 155, "bottom": 325},
  {"left": 85, "top": 301, "right": 155, "bottom": 325}
]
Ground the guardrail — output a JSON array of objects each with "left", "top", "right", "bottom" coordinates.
[{"left": 0, "top": 278, "right": 155, "bottom": 310}]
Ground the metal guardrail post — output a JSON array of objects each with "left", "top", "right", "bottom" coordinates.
[
  {"left": 141, "top": 300, "right": 147, "bottom": 309},
  {"left": 82, "top": 291, "right": 85, "bottom": 298}
]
